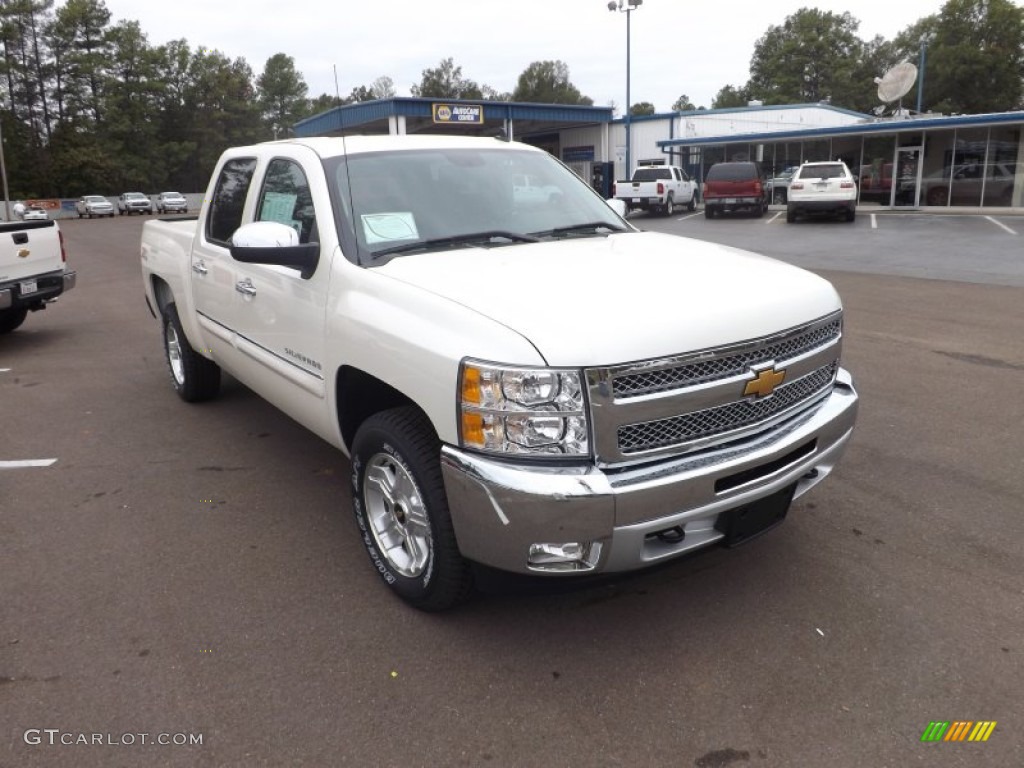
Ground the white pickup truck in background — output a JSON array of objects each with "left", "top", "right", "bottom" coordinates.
[
  {"left": 613, "top": 161, "right": 698, "bottom": 215},
  {"left": 139, "top": 135, "right": 857, "bottom": 611},
  {"left": 0, "top": 218, "right": 74, "bottom": 333}
]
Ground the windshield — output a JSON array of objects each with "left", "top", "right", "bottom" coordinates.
[
  {"left": 126, "top": 193, "right": 146, "bottom": 199},
  {"left": 328, "top": 146, "right": 628, "bottom": 263},
  {"left": 85, "top": 196, "right": 106, "bottom": 203}
]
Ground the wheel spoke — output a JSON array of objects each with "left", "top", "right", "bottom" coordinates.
[{"left": 365, "top": 462, "right": 396, "bottom": 507}]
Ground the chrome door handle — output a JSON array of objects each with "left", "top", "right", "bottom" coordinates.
[
  {"left": 235, "top": 278, "right": 256, "bottom": 296},
  {"left": 191, "top": 261, "right": 208, "bottom": 275}
]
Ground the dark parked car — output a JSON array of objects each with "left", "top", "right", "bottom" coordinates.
[{"left": 703, "top": 161, "right": 770, "bottom": 218}]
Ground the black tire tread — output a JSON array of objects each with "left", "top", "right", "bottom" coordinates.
[
  {"left": 0, "top": 307, "right": 28, "bottom": 334},
  {"left": 353, "top": 406, "right": 473, "bottom": 612},
  {"left": 162, "top": 303, "right": 220, "bottom": 402}
]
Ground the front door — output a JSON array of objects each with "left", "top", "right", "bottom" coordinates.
[{"left": 892, "top": 147, "right": 923, "bottom": 208}]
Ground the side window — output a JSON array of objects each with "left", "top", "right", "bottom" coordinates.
[
  {"left": 206, "top": 157, "right": 257, "bottom": 245},
  {"left": 255, "top": 158, "right": 317, "bottom": 244}
]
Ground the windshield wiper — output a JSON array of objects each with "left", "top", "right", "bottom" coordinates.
[
  {"left": 529, "top": 221, "right": 628, "bottom": 239},
  {"left": 371, "top": 230, "right": 540, "bottom": 259}
]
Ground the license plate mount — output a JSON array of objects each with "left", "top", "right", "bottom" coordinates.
[{"left": 715, "top": 484, "right": 795, "bottom": 547}]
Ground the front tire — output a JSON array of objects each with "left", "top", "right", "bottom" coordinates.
[
  {"left": 161, "top": 303, "right": 220, "bottom": 402},
  {"left": 687, "top": 191, "right": 696, "bottom": 211},
  {"left": 0, "top": 308, "right": 28, "bottom": 334},
  {"left": 351, "top": 406, "right": 473, "bottom": 612}
]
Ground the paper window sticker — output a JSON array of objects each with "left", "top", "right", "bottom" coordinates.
[{"left": 361, "top": 212, "right": 419, "bottom": 244}]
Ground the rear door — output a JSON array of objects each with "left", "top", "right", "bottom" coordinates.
[{"left": 190, "top": 155, "right": 258, "bottom": 363}]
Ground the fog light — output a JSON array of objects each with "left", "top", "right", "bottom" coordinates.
[{"left": 527, "top": 541, "right": 602, "bottom": 572}]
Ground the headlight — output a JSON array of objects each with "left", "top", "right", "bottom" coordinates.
[{"left": 459, "top": 359, "right": 589, "bottom": 458}]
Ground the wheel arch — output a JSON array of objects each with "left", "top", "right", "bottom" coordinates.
[
  {"left": 150, "top": 275, "right": 174, "bottom": 316},
  {"left": 335, "top": 365, "right": 426, "bottom": 453}
]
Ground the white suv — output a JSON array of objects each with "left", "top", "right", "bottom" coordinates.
[{"left": 786, "top": 161, "right": 857, "bottom": 223}]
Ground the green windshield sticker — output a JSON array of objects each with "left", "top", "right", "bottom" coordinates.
[{"left": 361, "top": 212, "right": 419, "bottom": 244}]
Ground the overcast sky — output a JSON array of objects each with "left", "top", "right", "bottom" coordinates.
[{"left": 103, "top": 0, "right": 947, "bottom": 113}]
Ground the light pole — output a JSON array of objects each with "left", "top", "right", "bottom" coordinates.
[
  {"left": 916, "top": 34, "right": 933, "bottom": 114},
  {"left": 0, "top": 114, "right": 10, "bottom": 221},
  {"left": 608, "top": 0, "right": 642, "bottom": 180}
]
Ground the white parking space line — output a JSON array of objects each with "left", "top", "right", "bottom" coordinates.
[
  {"left": 0, "top": 368, "right": 10, "bottom": 372},
  {"left": 985, "top": 216, "right": 1018, "bottom": 235},
  {"left": 766, "top": 211, "right": 782, "bottom": 224},
  {"left": 0, "top": 459, "right": 58, "bottom": 469},
  {"left": 871, "top": 214, "right": 878, "bottom": 230},
  {"left": 675, "top": 212, "right": 702, "bottom": 221}
]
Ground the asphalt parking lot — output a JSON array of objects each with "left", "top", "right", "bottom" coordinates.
[{"left": 3, "top": 213, "right": 1023, "bottom": 767}]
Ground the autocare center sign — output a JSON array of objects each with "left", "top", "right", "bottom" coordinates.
[{"left": 432, "top": 103, "right": 484, "bottom": 125}]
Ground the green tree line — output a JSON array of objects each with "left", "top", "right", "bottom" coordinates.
[
  {"left": 710, "top": 0, "right": 1023, "bottom": 113},
  {"left": 1, "top": 0, "right": 1021, "bottom": 198}
]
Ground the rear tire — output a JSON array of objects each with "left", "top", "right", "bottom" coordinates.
[
  {"left": 664, "top": 195, "right": 675, "bottom": 216},
  {"left": 846, "top": 208, "right": 856, "bottom": 223},
  {"left": 351, "top": 406, "right": 474, "bottom": 612},
  {"left": 704, "top": 206, "right": 714, "bottom": 219},
  {"left": 0, "top": 307, "right": 28, "bottom": 334},
  {"left": 161, "top": 303, "right": 221, "bottom": 402},
  {"left": 786, "top": 205, "right": 797, "bottom": 223}
]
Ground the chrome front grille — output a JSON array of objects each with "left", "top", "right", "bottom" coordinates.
[
  {"left": 617, "top": 362, "right": 837, "bottom": 454},
  {"left": 613, "top": 318, "right": 841, "bottom": 398},
  {"left": 585, "top": 312, "right": 843, "bottom": 465}
]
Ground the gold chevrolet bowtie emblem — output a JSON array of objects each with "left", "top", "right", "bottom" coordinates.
[
  {"left": 17, "top": 248, "right": 30, "bottom": 259},
  {"left": 744, "top": 367, "right": 786, "bottom": 397}
]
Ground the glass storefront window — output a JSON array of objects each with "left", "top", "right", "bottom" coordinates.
[
  {"left": 702, "top": 146, "right": 725, "bottom": 183},
  {"left": 949, "top": 128, "right": 988, "bottom": 206},
  {"left": 832, "top": 136, "right": 862, "bottom": 179},
  {"left": 922, "top": 130, "right": 956, "bottom": 206},
  {"left": 984, "top": 127, "right": 1021, "bottom": 206},
  {"left": 803, "top": 139, "right": 830, "bottom": 162},
  {"left": 860, "top": 135, "right": 896, "bottom": 205}
]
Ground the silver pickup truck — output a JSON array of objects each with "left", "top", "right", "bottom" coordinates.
[{"left": 0, "top": 218, "right": 75, "bottom": 333}]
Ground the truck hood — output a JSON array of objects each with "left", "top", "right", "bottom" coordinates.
[{"left": 375, "top": 231, "right": 841, "bottom": 366}]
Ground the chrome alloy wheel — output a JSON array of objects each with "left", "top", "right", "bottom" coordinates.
[
  {"left": 165, "top": 321, "right": 185, "bottom": 385},
  {"left": 364, "top": 453, "right": 432, "bottom": 578}
]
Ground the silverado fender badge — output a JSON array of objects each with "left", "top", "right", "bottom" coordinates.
[
  {"left": 17, "top": 248, "right": 30, "bottom": 259},
  {"left": 744, "top": 366, "right": 786, "bottom": 398}
]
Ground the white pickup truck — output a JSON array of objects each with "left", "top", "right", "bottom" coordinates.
[
  {"left": 614, "top": 162, "right": 698, "bottom": 216},
  {"left": 1, "top": 218, "right": 75, "bottom": 333},
  {"left": 139, "top": 135, "right": 858, "bottom": 611}
]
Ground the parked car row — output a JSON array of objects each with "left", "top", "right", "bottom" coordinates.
[
  {"left": 74, "top": 192, "right": 190, "bottom": 219},
  {"left": 631, "top": 159, "right": 859, "bottom": 224}
]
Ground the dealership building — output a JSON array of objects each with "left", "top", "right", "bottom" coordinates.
[{"left": 296, "top": 97, "right": 1024, "bottom": 210}]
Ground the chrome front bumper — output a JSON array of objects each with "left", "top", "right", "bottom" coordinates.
[{"left": 441, "top": 368, "right": 858, "bottom": 575}]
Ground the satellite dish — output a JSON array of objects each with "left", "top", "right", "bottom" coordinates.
[{"left": 876, "top": 62, "right": 918, "bottom": 103}]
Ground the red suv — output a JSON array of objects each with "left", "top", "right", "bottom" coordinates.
[{"left": 703, "top": 161, "right": 770, "bottom": 218}]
